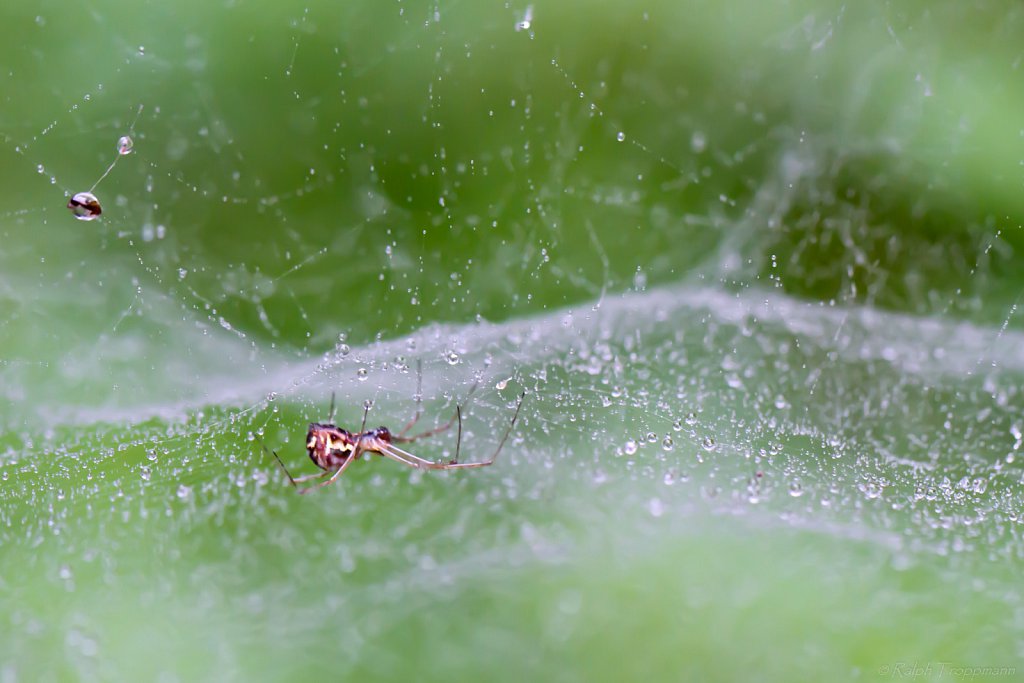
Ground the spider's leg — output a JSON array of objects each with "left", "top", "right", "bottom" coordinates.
[
  {"left": 447, "top": 390, "right": 524, "bottom": 468},
  {"left": 257, "top": 435, "right": 300, "bottom": 488},
  {"left": 378, "top": 442, "right": 451, "bottom": 469},
  {"left": 393, "top": 381, "right": 480, "bottom": 443},
  {"left": 454, "top": 404, "right": 462, "bottom": 464},
  {"left": 292, "top": 471, "right": 331, "bottom": 483},
  {"left": 257, "top": 436, "right": 331, "bottom": 487},
  {"left": 298, "top": 448, "right": 359, "bottom": 494},
  {"left": 380, "top": 391, "right": 525, "bottom": 470},
  {"left": 398, "top": 359, "right": 425, "bottom": 437},
  {"left": 374, "top": 442, "right": 423, "bottom": 468},
  {"left": 328, "top": 392, "right": 337, "bottom": 424},
  {"left": 359, "top": 400, "right": 370, "bottom": 434}
]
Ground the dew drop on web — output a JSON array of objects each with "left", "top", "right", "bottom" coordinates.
[
  {"left": 67, "top": 191, "right": 102, "bottom": 221},
  {"left": 514, "top": 5, "right": 533, "bottom": 31}
]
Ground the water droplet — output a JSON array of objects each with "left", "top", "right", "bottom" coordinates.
[
  {"left": 788, "top": 480, "right": 804, "bottom": 497},
  {"left": 67, "top": 191, "right": 102, "bottom": 220},
  {"left": 671, "top": 419, "right": 684, "bottom": 432},
  {"left": 363, "top": 399, "right": 374, "bottom": 411},
  {"left": 646, "top": 432, "right": 657, "bottom": 444},
  {"left": 514, "top": 5, "right": 533, "bottom": 31},
  {"left": 140, "top": 466, "right": 151, "bottom": 481},
  {"left": 633, "top": 267, "right": 647, "bottom": 291},
  {"left": 339, "top": 344, "right": 351, "bottom": 356},
  {"left": 445, "top": 350, "right": 460, "bottom": 365},
  {"left": 661, "top": 435, "right": 674, "bottom": 451},
  {"left": 117, "top": 135, "right": 133, "bottom": 155},
  {"left": 862, "top": 481, "right": 883, "bottom": 499},
  {"left": 266, "top": 391, "right": 277, "bottom": 402},
  {"left": 59, "top": 565, "right": 73, "bottom": 581},
  {"left": 176, "top": 484, "right": 192, "bottom": 499},
  {"left": 623, "top": 439, "right": 638, "bottom": 456},
  {"left": 616, "top": 131, "right": 626, "bottom": 142},
  {"left": 357, "top": 368, "right": 368, "bottom": 381},
  {"left": 690, "top": 131, "right": 707, "bottom": 153},
  {"left": 684, "top": 411, "right": 698, "bottom": 426},
  {"left": 701, "top": 436, "right": 717, "bottom": 452},
  {"left": 647, "top": 497, "right": 664, "bottom": 517}
]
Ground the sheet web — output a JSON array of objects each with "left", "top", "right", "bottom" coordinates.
[{"left": 1, "top": 4, "right": 1024, "bottom": 677}]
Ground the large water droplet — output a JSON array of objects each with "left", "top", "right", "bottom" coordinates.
[{"left": 67, "top": 192, "right": 102, "bottom": 221}]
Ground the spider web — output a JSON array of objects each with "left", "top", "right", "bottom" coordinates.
[{"left": 1, "top": 0, "right": 1024, "bottom": 679}]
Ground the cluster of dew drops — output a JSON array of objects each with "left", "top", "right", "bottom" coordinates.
[{"left": 66, "top": 133, "right": 134, "bottom": 221}]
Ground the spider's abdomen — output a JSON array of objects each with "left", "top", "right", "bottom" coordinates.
[{"left": 306, "top": 423, "right": 356, "bottom": 470}]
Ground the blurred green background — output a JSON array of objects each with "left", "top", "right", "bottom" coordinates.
[{"left": 2, "top": 1, "right": 1024, "bottom": 681}]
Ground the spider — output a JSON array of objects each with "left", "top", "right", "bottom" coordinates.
[{"left": 259, "top": 377, "right": 525, "bottom": 494}]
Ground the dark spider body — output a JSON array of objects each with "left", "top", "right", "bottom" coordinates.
[{"left": 305, "top": 423, "right": 395, "bottom": 470}]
